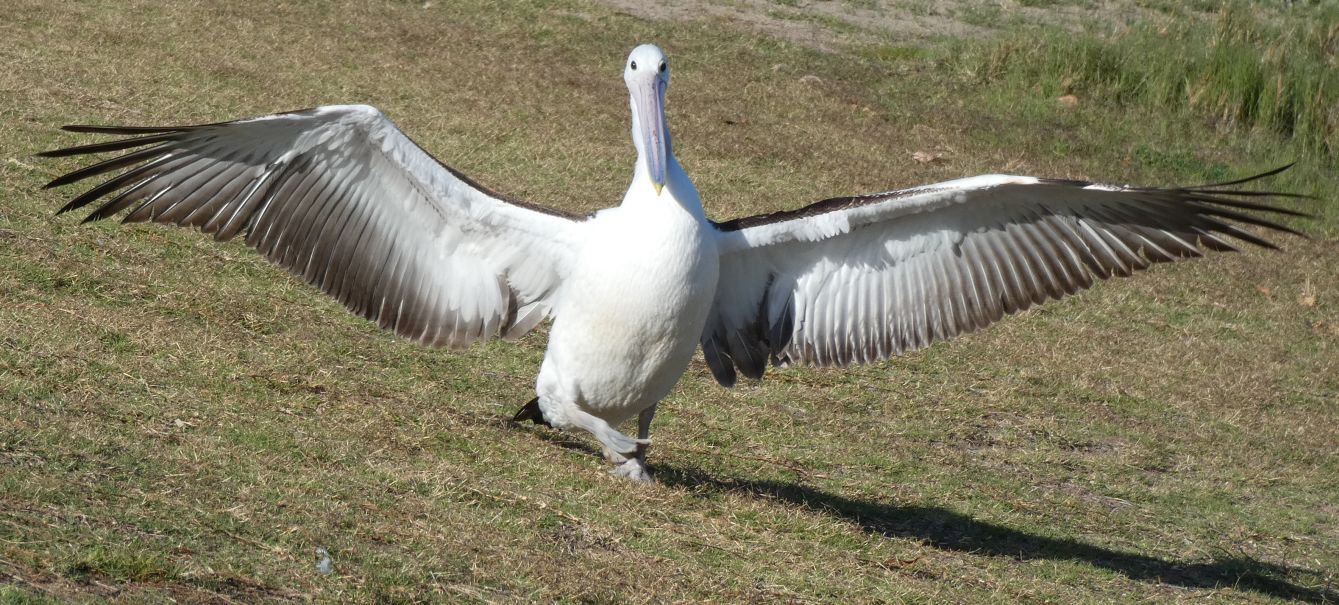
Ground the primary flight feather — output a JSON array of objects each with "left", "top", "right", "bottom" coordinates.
[{"left": 40, "top": 44, "right": 1306, "bottom": 482}]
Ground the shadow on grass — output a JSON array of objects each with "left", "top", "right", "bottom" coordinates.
[
  {"left": 517, "top": 423, "right": 1332, "bottom": 601},
  {"left": 653, "top": 465, "right": 1336, "bottom": 603}
]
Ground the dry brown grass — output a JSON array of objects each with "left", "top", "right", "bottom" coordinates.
[{"left": 1, "top": 1, "right": 1335, "bottom": 603}]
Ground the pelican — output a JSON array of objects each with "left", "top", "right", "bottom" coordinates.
[{"left": 40, "top": 44, "right": 1305, "bottom": 482}]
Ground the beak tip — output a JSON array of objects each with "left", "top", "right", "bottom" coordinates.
[{"left": 654, "top": 182, "right": 664, "bottom": 195}]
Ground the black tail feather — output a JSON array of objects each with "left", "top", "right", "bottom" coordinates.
[{"left": 511, "top": 397, "right": 551, "bottom": 427}]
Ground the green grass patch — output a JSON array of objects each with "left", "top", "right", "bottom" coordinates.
[
  {"left": 949, "top": 3, "right": 1339, "bottom": 161},
  {"left": 63, "top": 545, "right": 179, "bottom": 583}
]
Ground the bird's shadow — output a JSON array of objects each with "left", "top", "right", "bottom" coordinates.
[
  {"left": 652, "top": 464, "right": 1335, "bottom": 603},
  {"left": 519, "top": 425, "right": 1334, "bottom": 602}
]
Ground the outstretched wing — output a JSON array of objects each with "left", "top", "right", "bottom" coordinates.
[
  {"left": 702, "top": 167, "right": 1308, "bottom": 386},
  {"left": 41, "top": 104, "right": 583, "bottom": 347}
]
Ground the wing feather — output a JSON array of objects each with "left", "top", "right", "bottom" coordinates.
[
  {"left": 703, "top": 169, "right": 1308, "bottom": 383},
  {"left": 42, "top": 105, "right": 581, "bottom": 347}
]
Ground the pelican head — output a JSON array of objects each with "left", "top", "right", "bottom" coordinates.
[{"left": 624, "top": 44, "right": 670, "bottom": 195}]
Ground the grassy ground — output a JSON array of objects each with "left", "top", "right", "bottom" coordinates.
[{"left": 1, "top": 0, "right": 1336, "bottom": 602}]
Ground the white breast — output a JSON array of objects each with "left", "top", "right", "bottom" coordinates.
[{"left": 538, "top": 185, "right": 719, "bottom": 426}]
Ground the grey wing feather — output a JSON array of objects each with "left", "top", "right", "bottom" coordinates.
[
  {"left": 41, "top": 104, "right": 582, "bottom": 348},
  {"left": 703, "top": 169, "right": 1309, "bottom": 386}
]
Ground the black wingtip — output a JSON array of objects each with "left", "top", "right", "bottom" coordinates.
[
  {"left": 59, "top": 200, "right": 94, "bottom": 218},
  {"left": 1192, "top": 163, "right": 1295, "bottom": 189},
  {"left": 511, "top": 397, "right": 551, "bottom": 427},
  {"left": 44, "top": 170, "right": 84, "bottom": 189},
  {"left": 60, "top": 124, "right": 185, "bottom": 135}
]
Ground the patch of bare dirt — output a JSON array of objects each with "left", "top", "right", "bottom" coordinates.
[{"left": 595, "top": 0, "right": 1184, "bottom": 52}]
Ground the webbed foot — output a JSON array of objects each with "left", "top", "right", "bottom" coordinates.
[{"left": 609, "top": 457, "right": 653, "bottom": 483}]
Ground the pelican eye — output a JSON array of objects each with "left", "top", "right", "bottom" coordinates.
[
  {"left": 630, "top": 60, "right": 638, "bottom": 71},
  {"left": 658, "top": 61, "right": 666, "bottom": 73}
]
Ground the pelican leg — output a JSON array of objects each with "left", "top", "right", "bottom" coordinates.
[
  {"left": 609, "top": 405, "right": 656, "bottom": 483},
  {"left": 557, "top": 405, "right": 649, "bottom": 466}
]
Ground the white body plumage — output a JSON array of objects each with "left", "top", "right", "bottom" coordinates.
[{"left": 539, "top": 160, "right": 718, "bottom": 434}]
